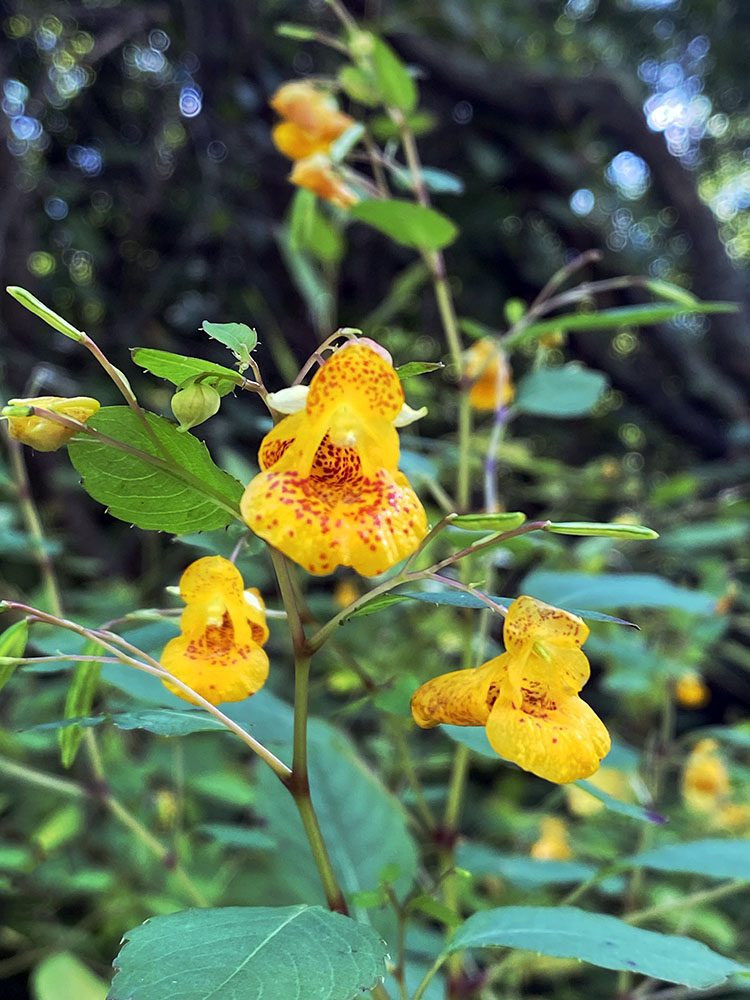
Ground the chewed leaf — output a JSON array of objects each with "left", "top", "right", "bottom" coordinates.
[{"left": 201, "top": 322, "right": 258, "bottom": 372}]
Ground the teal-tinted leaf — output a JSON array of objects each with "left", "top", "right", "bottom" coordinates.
[
  {"left": 446, "top": 906, "right": 747, "bottom": 988},
  {"left": 546, "top": 521, "right": 658, "bottom": 540},
  {"left": 456, "top": 844, "right": 601, "bottom": 889},
  {"left": 131, "top": 348, "right": 243, "bottom": 396},
  {"left": 575, "top": 780, "right": 666, "bottom": 824},
  {"left": 368, "top": 35, "right": 418, "bottom": 112},
  {"left": 59, "top": 639, "right": 102, "bottom": 768},
  {"left": 443, "top": 725, "right": 495, "bottom": 758},
  {"left": 522, "top": 571, "right": 715, "bottom": 614},
  {"left": 346, "top": 593, "right": 411, "bottom": 618},
  {"left": 68, "top": 407, "right": 243, "bottom": 533},
  {"left": 657, "top": 521, "right": 749, "bottom": 550},
  {"left": 330, "top": 122, "right": 365, "bottom": 161},
  {"left": 505, "top": 301, "right": 738, "bottom": 348},
  {"left": 350, "top": 199, "right": 458, "bottom": 250},
  {"left": 198, "top": 824, "right": 275, "bottom": 851},
  {"left": 108, "top": 905, "right": 388, "bottom": 1000},
  {"left": 392, "top": 590, "right": 636, "bottom": 625},
  {"left": 0, "top": 619, "right": 28, "bottom": 692},
  {"left": 395, "top": 360, "right": 444, "bottom": 379},
  {"left": 515, "top": 364, "right": 608, "bottom": 418},
  {"left": 200, "top": 322, "right": 257, "bottom": 372},
  {"left": 392, "top": 165, "right": 464, "bottom": 195},
  {"left": 451, "top": 512, "right": 526, "bottom": 531},
  {"left": 32, "top": 951, "right": 108, "bottom": 1000},
  {"left": 630, "top": 839, "right": 750, "bottom": 880}
]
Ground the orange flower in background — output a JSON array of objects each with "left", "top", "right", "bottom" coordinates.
[
  {"left": 675, "top": 671, "right": 710, "bottom": 709},
  {"left": 271, "top": 81, "right": 354, "bottom": 153},
  {"left": 682, "top": 738, "right": 730, "bottom": 814},
  {"left": 530, "top": 817, "right": 573, "bottom": 860},
  {"left": 463, "top": 338, "right": 514, "bottom": 411},
  {"left": 289, "top": 156, "right": 359, "bottom": 208},
  {"left": 160, "top": 556, "right": 269, "bottom": 706},
  {"left": 241, "top": 341, "right": 428, "bottom": 576},
  {"left": 411, "top": 596, "right": 610, "bottom": 783},
  {"left": 3, "top": 395, "right": 100, "bottom": 451}
]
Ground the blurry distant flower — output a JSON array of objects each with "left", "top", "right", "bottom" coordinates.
[
  {"left": 241, "top": 340, "right": 427, "bottom": 576},
  {"left": 682, "top": 738, "right": 730, "bottom": 814},
  {"left": 411, "top": 596, "right": 610, "bottom": 783},
  {"left": 270, "top": 80, "right": 354, "bottom": 156},
  {"left": 564, "top": 766, "right": 633, "bottom": 816},
  {"left": 290, "top": 155, "right": 359, "bottom": 208},
  {"left": 160, "top": 556, "right": 269, "bottom": 706},
  {"left": 675, "top": 671, "right": 710, "bottom": 709},
  {"left": 463, "top": 338, "right": 514, "bottom": 411},
  {"left": 334, "top": 577, "right": 361, "bottom": 608},
  {"left": 530, "top": 817, "right": 573, "bottom": 860},
  {"left": 2, "top": 395, "right": 99, "bottom": 451}
]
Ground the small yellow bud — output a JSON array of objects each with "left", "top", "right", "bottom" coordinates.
[
  {"left": 171, "top": 382, "right": 221, "bottom": 432},
  {"left": 675, "top": 672, "right": 710, "bottom": 709},
  {"left": 2, "top": 395, "right": 100, "bottom": 451}
]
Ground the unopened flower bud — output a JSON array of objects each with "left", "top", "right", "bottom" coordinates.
[
  {"left": 2, "top": 395, "right": 100, "bottom": 451},
  {"left": 171, "top": 382, "right": 221, "bottom": 432}
]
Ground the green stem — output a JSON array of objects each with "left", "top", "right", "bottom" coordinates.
[
  {"left": 7, "top": 438, "right": 63, "bottom": 616},
  {"left": 626, "top": 879, "right": 749, "bottom": 925},
  {"left": 412, "top": 954, "right": 448, "bottom": 1000}
]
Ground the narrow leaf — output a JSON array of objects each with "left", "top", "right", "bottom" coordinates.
[
  {"left": 545, "top": 521, "right": 658, "bottom": 540},
  {"left": 275, "top": 22, "right": 320, "bottom": 41},
  {"left": 395, "top": 360, "right": 444, "bottom": 379},
  {"left": 6, "top": 286, "right": 83, "bottom": 342},
  {"left": 131, "top": 348, "right": 243, "bottom": 396},
  {"left": 630, "top": 839, "right": 750, "bottom": 880},
  {"left": 0, "top": 619, "right": 28, "bottom": 692},
  {"left": 645, "top": 279, "right": 700, "bottom": 307},
  {"left": 330, "top": 122, "right": 365, "bottom": 161},
  {"left": 350, "top": 199, "right": 458, "bottom": 250},
  {"left": 575, "top": 780, "right": 666, "bottom": 824},
  {"left": 446, "top": 906, "right": 747, "bottom": 988},
  {"left": 59, "top": 639, "right": 103, "bottom": 768},
  {"left": 451, "top": 512, "right": 526, "bottom": 532}
]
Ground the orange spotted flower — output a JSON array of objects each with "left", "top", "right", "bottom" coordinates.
[
  {"left": 2, "top": 395, "right": 100, "bottom": 451},
  {"left": 240, "top": 340, "right": 428, "bottom": 576},
  {"left": 270, "top": 80, "right": 355, "bottom": 160},
  {"left": 411, "top": 596, "right": 610, "bottom": 783},
  {"left": 463, "top": 338, "right": 514, "bottom": 411},
  {"left": 160, "top": 556, "right": 269, "bottom": 706}
]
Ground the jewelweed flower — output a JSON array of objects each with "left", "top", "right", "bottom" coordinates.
[
  {"left": 675, "top": 671, "right": 710, "bottom": 709},
  {"left": 682, "top": 738, "right": 730, "bottom": 814},
  {"left": 160, "top": 556, "right": 269, "bottom": 706},
  {"left": 240, "top": 340, "right": 428, "bottom": 576},
  {"left": 3, "top": 395, "right": 100, "bottom": 451},
  {"left": 289, "top": 155, "right": 359, "bottom": 208},
  {"left": 463, "top": 338, "right": 514, "bottom": 411},
  {"left": 530, "top": 817, "right": 573, "bottom": 860},
  {"left": 411, "top": 596, "right": 610, "bottom": 783},
  {"left": 270, "top": 81, "right": 354, "bottom": 155}
]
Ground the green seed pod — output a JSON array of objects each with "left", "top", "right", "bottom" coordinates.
[{"left": 171, "top": 382, "right": 221, "bottom": 432}]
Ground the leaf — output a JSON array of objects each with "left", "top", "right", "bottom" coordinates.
[
  {"left": 68, "top": 407, "right": 243, "bottom": 533},
  {"left": 338, "top": 66, "right": 380, "bottom": 107},
  {"left": 451, "top": 512, "right": 527, "bottom": 531},
  {"left": 32, "top": 951, "right": 108, "bottom": 1000},
  {"left": 0, "top": 618, "right": 28, "bottom": 692},
  {"left": 347, "top": 593, "right": 411, "bottom": 619},
  {"left": 198, "top": 824, "right": 275, "bottom": 851},
  {"left": 107, "top": 905, "right": 388, "bottom": 1000},
  {"left": 456, "top": 843, "right": 604, "bottom": 889},
  {"left": 395, "top": 360, "right": 444, "bottom": 380},
  {"left": 505, "top": 301, "right": 738, "bottom": 348},
  {"left": 514, "top": 364, "right": 608, "bottom": 418},
  {"left": 256, "top": 722, "right": 417, "bottom": 903},
  {"left": 350, "top": 199, "right": 458, "bottom": 250},
  {"left": 522, "top": 570, "right": 715, "bottom": 614},
  {"left": 645, "top": 279, "right": 700, "bottom": 307},
  {"left": 545, "top": 521, "right": 658, "bottom": 540},
  {"left": 391, "top": 590, "right": 636, "bottom": 626},
  {"left": 657, "top": 521, "right": 749, "bottom": 550},
  {"left": 131, "top": 348, "right": 244, "bottom": 396},
  {"left": 391, "top": 165, "right": 465, "bottom": 195},
  {"left": 367, "top": 35, "right": 418, "bottom": 112},
  {"left": 6, "top": 285, "right": 83, "bottom": 342},
  {"left": 275, "top": 22, "right": 321, "bottom": 41},
  {"left": 59, "top": 640, "right": 103, "bottom": 768},
  {"left": 330, "top": 122, "right": 366, "bottom": 162},
  {"left": 575, "top": 780, "right": 666, "bottom": 824},
  {"left": 630, "top": 839, "right": 750, "bottom": 880},
  {"left": 201, "top": 322, "right": 258, "bottom": 372},
  {"left": 446, "top": 906, "right": 747, "bottom": 988}
]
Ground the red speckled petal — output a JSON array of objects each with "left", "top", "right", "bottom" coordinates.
[
  {"left": 179, "top": 556, "right": 244, "bottom": 603},
  {"left": 504, "top": 595, "right": 590, "bottom": 653},
  {"left": 161, "top": 623, "right": 269, "bottom": 706},
  {"left": 410, "top": 657, "right": 505, "bottom": 728},
  {"left": 306, "top": 343, "right": 404, "bottom": 424},
  {"left": 258, "top": 411, "right": 308, "bottom": 471}
]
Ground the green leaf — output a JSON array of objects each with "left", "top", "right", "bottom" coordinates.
[
  {"left": 505, "top": 301, "right": 738, "bottom": 348},
  {"left": 393, "top": 590, "right": 636, "bottom": 626},
  {"left": 522, "top": 571, "right": 715, "bottom": 614},
  {"left": 198, "top": 824, "right": 275, "bottom": 851},
  {"left": 201, "top": 322, "right": 258, "bottom": 372},
  {"left": 575, "top": 780, "right": 666, "bottom": 824},
  {"left": 68, "top": 407, "right": 243, "bottom": 533},
  {"left": 257, "top": 722, "right": 417, "bottom": 902},
  {"left": 451, "top": 512, "right": 527, "bottom": 532},
  {"left": 338, "top": 66, "right": 380, "bottom": 107},
  {"left": 330, "top": 122, "right": 366, "bottom": 161},
  {"left": 131, "top": 348, "right": 243, "bottom": 396},
  {"left": 514, "top": 364, "right": 608, "bottom": 418},
  {"left": 645, "top": 279, "right": 700, "bottom": 307},
  {"left": 630, "top": 839, "right": 750, "bottom": 880},
  {"left": 7, "top": 286, "right": 83, "bottom": 342},
  {"left": 346, "top": 592, "right": 411, "bottom": 619},
  {"left": 392, "top": 165, "right": 465, "bottom": 195},
  {"left": 288, "top": 191, "right": 345, "bottom": 264},
  {"left": 275, "top": 22, "right": 321, "bottom": 41},
  {"left": 0, "top": 619, "right": 28, "bottom": 692},
  {"left": 59, "top": 640, "right": 102, "bottom": 768},
  {"left": 545, "top": 521, "right": 658, "bottom": 540},
  {"left": 108, "top": 905, "right": 388, "bottom": 1000},
  {"left": 657, "top": 521, "right": 749, "bottom": 550},
  {"left": 32, "top": 952, "right": 108, "bottom": 1000},
  {"left": 446, "top": 906, "right": 747, "bottom": 988},
  {"left": 350, "top": 199, "right": 458, "bottom": 250},
  {"left": 456, "top": 843, "right": 604, "bottom": 889},
  {"left": 395, "top": 360, "right": 444, "bottom": 380},
  {"left": 367, "top": 35, "right": 418, "bottom": 112}
]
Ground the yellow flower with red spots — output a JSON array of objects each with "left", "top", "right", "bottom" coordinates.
[
  {"left": 3, "top": 395, "right": 100, "bottom": 451},
  {"left": 240, "top": 340, "right": 428, "bottom": 576},
  {"left": 463, "top": 338, "right": 514, "bottom": 412},
  {"left": 411, "top": 596, "right": 610, "bottom": 783},
  {"left": 160, "top": 556, "right": 269, "bottom": 706}
]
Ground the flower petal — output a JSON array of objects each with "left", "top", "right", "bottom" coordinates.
[
  {"left": 306, "top": 342, "right": 404, "bottom": 425},
  {"left": 161, "top": 632, "right": 269, "bottom": 706},
  {"left": 179, "top": 556, "right": 244, "bottom": 603},
  {"left": 486, "top": 689, "right": 610, "bottom": 783},
  {"left": 411, "top": 658, "right": 503, "bottom": 728},
  {"left": 272, "top": 121, "right": 330, "bottom": 160},
  {"left": 504, "top": 595, "right": 589, "bottom": 653}
]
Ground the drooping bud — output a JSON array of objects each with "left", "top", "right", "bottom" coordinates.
[
  {"left": 2, "top": 395, "right": 100, "bottom": 451},
  {"left": 170, "top": 382, "right": 221, "bottom": 432}
]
